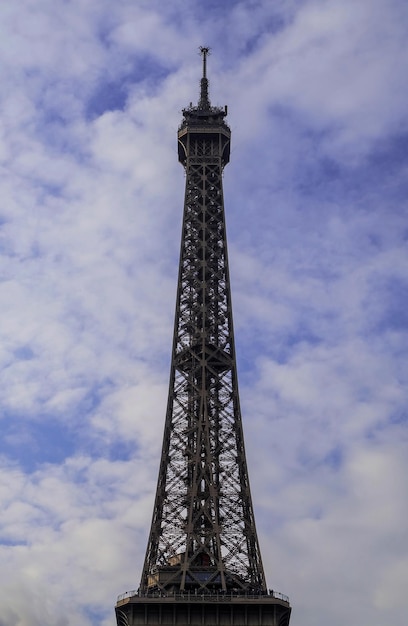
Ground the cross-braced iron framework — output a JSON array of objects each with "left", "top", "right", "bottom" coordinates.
[{"left": 140, "top": 48, "right": 266, "bottom": 595}]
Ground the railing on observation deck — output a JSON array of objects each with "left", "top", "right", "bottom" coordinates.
[{"left": 117, "top": 589, "right": 290, "bottom": 604}]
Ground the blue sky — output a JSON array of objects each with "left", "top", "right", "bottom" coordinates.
[{"left": 0, "top": 0, "right": 407, "bottom": 624}]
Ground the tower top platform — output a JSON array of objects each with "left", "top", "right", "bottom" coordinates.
[{"left": 178, "top": 47, "right": 230, "bottom": 165}]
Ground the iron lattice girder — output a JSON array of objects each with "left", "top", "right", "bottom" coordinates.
[{"left": 140, "top": 114, "right": 266, "bottom": 594}]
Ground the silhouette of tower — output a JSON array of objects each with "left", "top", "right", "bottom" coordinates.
[{"left": 115, "top": 48, "right": 291, "bottom": 626}]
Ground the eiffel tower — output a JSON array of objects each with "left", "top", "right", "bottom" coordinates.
[{"left": 115, "top": 48, "right": 291, "bottom": 626}]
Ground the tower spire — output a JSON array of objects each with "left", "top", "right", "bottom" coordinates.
[{"left": 198, "top": 46, "right": 211, "bottom": 109}]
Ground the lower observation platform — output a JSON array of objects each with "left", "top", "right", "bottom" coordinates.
[{"left": 115, "top": 590, "right": 291, "bottom": 626}]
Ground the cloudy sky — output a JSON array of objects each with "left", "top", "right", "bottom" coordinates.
[{"left": 0, "top": 0, "right": 407, "bottom": 624}]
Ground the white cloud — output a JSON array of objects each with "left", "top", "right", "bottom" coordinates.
[{"left": 224, "top": 0, "right": 408, "bottom": 163}]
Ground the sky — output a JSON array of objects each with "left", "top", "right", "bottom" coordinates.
[{"left": 0, "top": 0, "right": 407, "bottom": 624}]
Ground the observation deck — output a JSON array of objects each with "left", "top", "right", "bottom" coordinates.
[{"left": 116, "top": 590, "right": 291, "bottom": 626}]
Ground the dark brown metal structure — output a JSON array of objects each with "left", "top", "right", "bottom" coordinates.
[{"left": 116, "top": 48, "right": 291, "bottom": 626}]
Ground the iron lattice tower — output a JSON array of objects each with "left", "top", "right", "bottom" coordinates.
[{"left": 116, "top": 48, "right": 291, "bottom": 626}]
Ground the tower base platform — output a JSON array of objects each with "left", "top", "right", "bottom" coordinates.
[{"left": 116, "top": 592, "right": 291, "bottom": 626}]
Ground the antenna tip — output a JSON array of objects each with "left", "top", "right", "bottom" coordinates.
[{"left": 199, "top": 46, "right": 211, "bottom": 57}]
